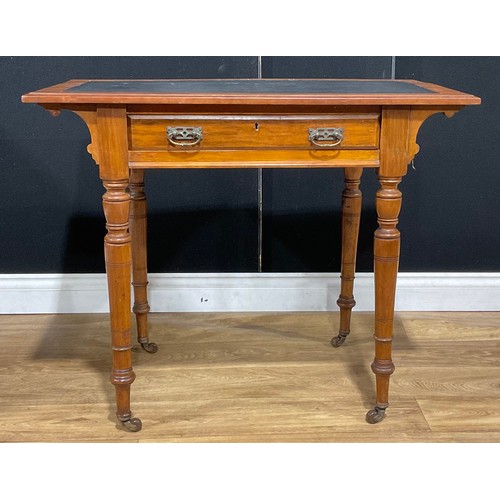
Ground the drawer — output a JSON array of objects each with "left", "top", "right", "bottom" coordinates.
[{"left": 128, "top": 114, "right": 380, "bottom": 151}]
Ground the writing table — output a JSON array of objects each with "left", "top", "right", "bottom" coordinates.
[{"left": 22, "top": 79, "right": 480, "bottom": 431}]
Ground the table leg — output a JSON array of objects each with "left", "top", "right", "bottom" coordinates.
[
  {"left": 332, "top": 167, "right": 363, "bottom": 348},
  {"left": 129, "top": 169, "right": 157, "bottom": 354},
  {"left": 103, "top": 179, "right": 141, "bottom": 432},
  {"left": 366, "top": 175, "right": 402, "bottom": 424}
]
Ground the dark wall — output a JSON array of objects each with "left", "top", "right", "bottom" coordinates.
[
  {"left": 396, "top": 57, "right": 499, "bottom": 271},
  {"left": 261, "top": 57, "right": 392, "bottom": 271},
  {"left": 1, "top": 56, "right": 497, "bottom": 274},
  {"left": 0, "top": 57, "right": 258, "bottom": 272}
]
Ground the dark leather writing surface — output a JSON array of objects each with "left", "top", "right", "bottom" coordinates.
[{"left": 67, "top": 79, "right": 435, "bottom": 95}]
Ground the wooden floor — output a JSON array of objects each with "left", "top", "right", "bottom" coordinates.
[{"left": 1, "top": 311, "right": 499, "bottom": 442}]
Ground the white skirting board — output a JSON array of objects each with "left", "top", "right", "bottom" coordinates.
[{"left": 0, "top": 272, "right": 499, "bottom": 314}]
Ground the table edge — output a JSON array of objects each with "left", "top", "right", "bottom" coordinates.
[{"left": 21, "top": 79, "right": 481, "bottom": 106}]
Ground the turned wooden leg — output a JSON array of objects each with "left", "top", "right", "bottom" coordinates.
[
  {"left": 332, "top": 167, "right": 363, "bottom": 348},
  {"left": 129, "top": 170, "right": 157, "bottom": 354},
  {"left": 366, "top": 175, "right": 402, "bottom": 424},
  {"left": 103, "top": 179, "right": 141, "bottom": 432}
]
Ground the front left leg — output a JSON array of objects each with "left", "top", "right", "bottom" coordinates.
[
  {"left": 366, "top": 175, "right": 402, "bottom": 424},
  {"left": 103, "top": 179, "right": 141, "bottom": 432}
]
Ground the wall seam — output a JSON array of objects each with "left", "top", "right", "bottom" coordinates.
[{"left": 257, "top": 56, "right": 263, "bottom": 272}]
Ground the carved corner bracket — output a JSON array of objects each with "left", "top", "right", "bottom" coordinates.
[
  {"left": 72, "top": 110, "right": 100, "bottom": 165},
  {"left": 41, "top": 105, "right": 100, "bottom": 165},
  {"left": 407, "top": 106, "right": 463, "bottom": 164},
  {"left": 42, "top": 105, "right": 61, "bottom": 117}
]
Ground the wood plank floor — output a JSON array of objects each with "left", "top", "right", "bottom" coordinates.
[{"left": 1, "top": 311, "right": 499, "bottom": 442}]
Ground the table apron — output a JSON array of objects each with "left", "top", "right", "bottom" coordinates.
[{"left": 127, "top": 149, "right": 380, "bottom": 169}]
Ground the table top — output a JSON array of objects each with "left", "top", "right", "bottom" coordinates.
[{"left": 22, "top": 79, "right": 480, "bottom": 106}]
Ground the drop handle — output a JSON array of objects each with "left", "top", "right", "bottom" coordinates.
[
  {"left": 308, "top": 127, "right": 344, "bottom": 147},
  {"left": 167, "top": 126, "right": 203, "bottom": 146}
]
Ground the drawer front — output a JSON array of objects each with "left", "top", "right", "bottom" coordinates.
[{"left": 128, "top": 114, "right": 380, "bottom": 151}]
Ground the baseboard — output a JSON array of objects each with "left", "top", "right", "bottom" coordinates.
[{"left": 0, "top": 272, "right": 499, "bottom": 314}]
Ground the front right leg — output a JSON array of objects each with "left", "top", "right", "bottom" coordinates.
[{"left": 366, "top": 175, "right": 402, "bottom": 424}]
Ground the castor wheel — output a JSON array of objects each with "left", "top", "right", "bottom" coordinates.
[
  {"left": 365, "top": 406, "right": 386, "bottom": 424},
  {"left": 140, "top": 341, "right": 158, "bottom": 354},
  {"left": 120, "top": 417, "right": 143, "bottom": 432},
  {"left": 331, "top": 334, "right": 347, "bottom": 348}
]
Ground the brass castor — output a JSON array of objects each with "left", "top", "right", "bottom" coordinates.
[
  {"left": 365, "top": 406, "right": 386, "bottom": 424},
  {"left": 120, "top": 417, "right": 143, "bottom": 432},
  {"left": 140, "top": 341, "right": 158, "bottom": 354},
  {"left": 331, "top": 334, "right": 347, "bottom": 348}
]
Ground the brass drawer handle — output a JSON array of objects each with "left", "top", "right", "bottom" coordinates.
[
  {"left": 167, "top": 126, "right": 203, "bottom": 146},
  {"left": 308, "top": 127, "right": 344, "bottom": 147}
]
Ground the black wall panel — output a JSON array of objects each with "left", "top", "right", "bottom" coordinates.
[
  {"left": 0, "top": 57, "right": 259, "bottom": 273},
  {"left": 262, "top": 56, "right": 393, "bottom": 79},
  {"left": 396, "top": 57, "right": 499, "bottom": 270},
  {"left": 261, "top": 56, "right": 392, "bottom": 271},
  {"left": 2, "top": 56, "right": 497, "bottom": 275}
]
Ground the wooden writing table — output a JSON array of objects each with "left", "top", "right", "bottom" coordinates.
[{"left": 22, "top": 79, "right": 480, "bottom": 432}]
